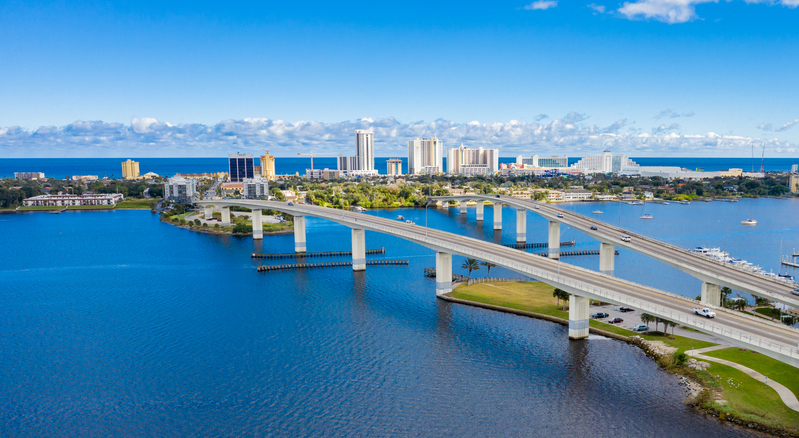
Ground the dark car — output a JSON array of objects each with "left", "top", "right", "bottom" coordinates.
[
  {"left": 495, "top": 194, "right": 500, "bottom": 198},
  {"left": 591, "top": 312, "right": 609, "bottom": 319},
  {"left": 619, "top": 307, "right": 634, "bottom": 312},
  {"left": 287, "top": 202, "right": 294, "bottom": 206},
  {"left": 557, "top": 213, "right": 564, "bottom": 218},
  {"left": 590, "top": 226, "right": 598, "bottom": 230},
  {"left": 791, "top": 288, "right": 799, "bottom": 297},
  {"left": 608, "top": 317, "right": 623, "bottom": 324}
]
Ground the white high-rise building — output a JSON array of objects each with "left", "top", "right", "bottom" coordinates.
[
  {"left": 338, "top": 130, "right": 378, "bottom": 177},
  {"left": 164, "top": 176, "right": 197, "bottom": 203},
  {"left": 571, "top": 150, "right": 638, "bottom": 174},
  {"left": 515, "top": 155, "right": 569, "bottom": 168},
  {"left": 242, "top": 176, "right": 269, "bottom": 199},
  {"left": 446, "top": 145, "right": 499, "bottom": 176},
  {"left": 408, "top": 137, "right": 443, "bottom": 174}
]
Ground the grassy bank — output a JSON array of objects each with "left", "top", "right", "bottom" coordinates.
[
  {"left": 447, "top": 280, "right": 799, "bottom": 434},
  {"left": 116, "top": 199, "right": 158, "bottom": 209}
]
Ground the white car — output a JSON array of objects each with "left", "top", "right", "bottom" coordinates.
[
  {"left": 621, "top": 236, "right": 631, "bottom": 242},
  {"left": 693, "top": 307, "right": 716, "bottom": 318}
]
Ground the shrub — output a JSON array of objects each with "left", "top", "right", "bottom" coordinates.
[
  {"left": 674, "top": 352, "right": 688, "bottom": 366},
  {"left": 232, "top": 223, "right": 250, "bottom": 234}
]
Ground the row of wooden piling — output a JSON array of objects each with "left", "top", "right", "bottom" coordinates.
[
  {"left": 257, "top": 259, "right": 408, "bottom": 272},
  {"left": 252, "top": 247, "right": 386, "bottom": 259},
  {"left": 504, "top": 240, "right": 576, "bottom": 249},
  {"left": 532, "top": 250, "right": 620, "bottom": 257}
]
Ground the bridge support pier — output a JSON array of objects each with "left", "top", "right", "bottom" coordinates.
[
  {"left": 352, "top": 228, "right": 365, "bottom": 271},
  {"left": 516, "top": 209, "right": 527, "bottom": 243},
  {"left": 476, "top": 202, "right": 484, "bottom": 221},
  {"left": 493, "top": 204, "right": 502, "bottom": 230},
  {"left": 569, "top": 295, "right": 590, "bottom": 340},
  {"left": 252, "top": 210, "right": 263, "bottom": 240},
  {"left": 548, "top": 221, "right": 560, "bottom": 259},
  {"left": 460, "top": 203, "right": 467, "bottom": 215},
  {"left": 294, "top": 216, "right": 306, "bottom": 253},
  {"left": 204, "top": 206, "right": 213, "bottom": 220},
  {"left": 701, "top": 282, "right": 721, "bottom": 307},
  {"left": 221, "top": 207, "right": 231, "bottom": 226},
  {"left": 435, "top": 252, "right": 452, "bottom": 295},
  {"left": 600, "top": 243, "right": 615, "bottom": 276}
]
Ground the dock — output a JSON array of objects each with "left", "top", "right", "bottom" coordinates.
[
  {"left": 257, "top": 259, "right": 408, "bottom": 272},
  {"left": 252, "top": 247, "right": 385, "bottom": 259},
  {"left": 504, "top": 239, "right": 576, "bottom": 249},
  {"left": 532, "top": 250, "right": 619, "bottom": 258}
]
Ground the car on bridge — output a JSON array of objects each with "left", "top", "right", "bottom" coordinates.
[
  {"left": 591, "top": 312, "right": 609, "bottom": 319},
  {"left": 621, "top": 236, "right": 632, "bottom": 242},
  {"left": 608, "top": 317, "right": 623, "bottom": 324},
  {"left": 693, "top": 307, "right": 716, "bottom": 318},
  {"left": 619, "top": 307, "right": 635, "bottom": 312},
  {"left": 632, "top": 324, "right": 649, "bottom": 332},
  {"left": 791, "top": 288, "right": 799, "bottom": 296},
  {"left": 557, "top": 213, "right": 564, "bottom": 218},
  {"left": 590, "top": 226, "right": 598, "bottom": 230}
]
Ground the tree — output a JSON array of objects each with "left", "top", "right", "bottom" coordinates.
[
  {"left": 481, "top": 261, "right": 498, "bottom": 278},
  {"left": 640, "top": 313, "right": 654, "bottom": 330},
  {"left": 462, "top": 258, "right": 480, "bottom": 279},
  {"left": 232, "top": 223, "right": 250, "bottom": 234},
  {"left": 771, "top": 307, "right": 782, "bottom": 321},
  {"left": 720, "top": 287, "right": 732, "bottom": 306},
  {"left": 552, "top": 288, "right": 569, "bottom": 310}
]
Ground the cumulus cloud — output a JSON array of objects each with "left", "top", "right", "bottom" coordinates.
[
  {"left": 654, "top": 109, "right": 695, "bottom": 119},
  {"left": 1, "top": 115, "right": 796, "bottom": 158},
  {"left": 524, "top": 0, "right": 559, "bottom": 10},
  {"left": 618, "top": 0, "right": 718, "bottom": 24},
  {"left": 757, "top": 118, "right": 799, "bottom": 132}
]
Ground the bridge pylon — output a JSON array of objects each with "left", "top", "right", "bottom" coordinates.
[{"left": 568, "top": 295, "right": 590, "bottom": 339}]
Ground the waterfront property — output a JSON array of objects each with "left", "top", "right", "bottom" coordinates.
[
  {"left": 164, "top": 176, "right": 197, "bottom": 203},
  {"left": 23, "top": 193, "right": 124, "bottom": 206},
  {"left": 14, "top": 171, "right": 45, "bottom": 180}
]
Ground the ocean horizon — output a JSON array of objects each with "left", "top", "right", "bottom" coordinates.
[{"left": 1, "top": 157, "right": 797, "bottom": 179}]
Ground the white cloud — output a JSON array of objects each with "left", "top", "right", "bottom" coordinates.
[
  {"left": 588, "top": 3, "right": 608, "bottom": 13},
  {"left": 524, "top": 1, "right": 559, "bottom": 10},
  {"left": 618, "top": 0, "right": 718, "bottom": 24},
  {"left": 744, "top": 0, "right": 799, "bottom": 7},
  {"left": 1, "top": 115, "right": 796, "bottom": 158},
  {"left": 654, "top": 109, "right": 695, "bottom": 119},
  {"left": 757, "top": 118, "right": 799, "bottom": 132}
]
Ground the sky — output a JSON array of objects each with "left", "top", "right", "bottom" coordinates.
[{"left": 1, "top": 0, "right": 798, "bottom": 158}]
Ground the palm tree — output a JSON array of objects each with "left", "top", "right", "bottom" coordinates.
[
  {"left": 481, "top": 261, "right": 498, "bottom": 278},
  {"left": 640, "top": 313, "right": 654, "bottom": 330},
  {"left": 552, "top": 288, "right": 570, "bottom": 310},
  {"left": 721, "top": 287, "right": 732, "bottom": 307},
  {"left": 462, "top": 258, "right": 480, "bottom": 279}
]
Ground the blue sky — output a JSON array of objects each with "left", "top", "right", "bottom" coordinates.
[{"left": 1, "top": 0, "right": 798, "bottom": 157}]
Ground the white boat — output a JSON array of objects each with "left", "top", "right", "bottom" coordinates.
[
  {"left": 592, "top": 210, "right": 603, "bottom": 214},
  {"left": 352, "top": 206, "right": 366, "bottom": 212},
  {"left": 640, "top": 214, "right": 653, "bottom": 220},
  {"left": 397, "top": 215, "right": 405, "bottom": 221},
  {"left": 663, "top": 201, "right": 670, "bottom": 205},
  {"left": 741, "top": 219, "right": 757, "bottom": 226}
]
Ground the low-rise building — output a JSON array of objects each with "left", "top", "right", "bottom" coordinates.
[
  {"left": 14, "top": 172, "right": 45, "bottom": 180},
  {"left": 306, "top": 168, "right": 341, "bottom": 180},
  {"left": 71, "top": 175, "right": 99, "bottom": 182},
  {"left": 165, "top": 176, "right": 197, "bottom": 202},
  {"left": 23, "top": 193, "right": 124, "bottom": 206},
  {"left": 220, "top": 182, "right": 243, "bottom": 197},
  {"left": 242, "top": 176, "right": 269, "bottom": 199},
  {"left": 564, "top": 189, "right": 593, "bottom": 201}
]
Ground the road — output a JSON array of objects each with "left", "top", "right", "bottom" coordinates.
[
  {"left": 196, "top": 199, "right": 799, "bottom": 365},
  {"left": 433, "top": 195, "right": 799, "bottom": 308}
]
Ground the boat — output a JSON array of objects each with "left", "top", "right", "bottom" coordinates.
[
  {"left": 663, "top": 201, "right": 670, "bottom": 205},
  {"left": 352, "top": 206, "right": 366, "bottom": 212},
  {"left": 397, "top": 215, "right": 405, "bottom": 221},
  {"left": 405, "top": 220, "right": 415, "bottom": 225},
  {"left": 592, "top": 210, "right": 603, "bottom": 214},
  {"left": 640, "top": 214, "right": 653, "bottom": 220},
  {"left": 741, "top": 219, "right": 757, "bottom": 226}
]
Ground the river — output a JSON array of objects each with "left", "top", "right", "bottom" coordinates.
[{"left": 3, "top": 199, "right": 796, "bottom": 436}]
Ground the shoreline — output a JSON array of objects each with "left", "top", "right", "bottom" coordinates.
[{"left": 438, "top": 288, "right": 799, "bottom": 437}]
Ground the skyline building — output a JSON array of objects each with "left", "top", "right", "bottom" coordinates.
[
  {"left": 446, "top": 144, "right": 499, "bottom": 176},
  {"left": 164, "top": 176, "right": 197, "bottom": 203},
  {"left": 228, "top": 153, "right": 255, "bottom": 182},
  {"left": 337, "top": 130, "right": 378, "bottom": 177},
  {"left": 121, "top": 159, "right": 140, "bottom": 179},
  {"left": 260, "top": 150, "right": 276, "bottom": 181},
  {"left": 243, "top": 176, "right": 270, "bottom": 199},
  {"left": 386, "top": 158, "right": 403, "bottom": 176},
  {"left": 407, "top": 137, "right": 443, "bottom": 174},
  {"left": 571, "top": 150, "right": 638, "bottom": 174},
  {"left": 515, "top": 155, "right": 569, "bottom": 168}
]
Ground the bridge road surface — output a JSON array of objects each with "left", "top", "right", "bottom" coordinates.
[
  {"left": 198, "top": 200, "right": 799, "bottom": 363},
  {"left": 433, "top": 195, "right": 799, "bottom": 309}
]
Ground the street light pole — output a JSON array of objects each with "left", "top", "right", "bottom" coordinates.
[{"left": 717, "top": 220, "right": 727, "bottom": 253}]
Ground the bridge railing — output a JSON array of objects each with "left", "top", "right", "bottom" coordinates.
[
  {"left": 210, "top": 201, "right": 799, "bottom": 361},
  {"left": 441, "top": 195, "right": 796, "bottom": 289}
]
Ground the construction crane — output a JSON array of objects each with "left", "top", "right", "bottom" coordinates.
[
  {"left": 760, "top": 143, "right": 766, "bottom": 173},
  {"left": 298, "top": 150, "right": 337, "bottom": 171}
]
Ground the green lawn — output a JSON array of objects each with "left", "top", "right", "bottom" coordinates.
[
  {"left": 448, "top": 281, "right": 715, "bottom": 352},
  {"left": 703, "top": 348, "right": 799, "bottom": 399},
  {"left": 704, "top": 361, "right": 799, "bottom": 429},
  {"left": 116, "top": 199, "right": 158, "bottom": 209},
  {"left": 263, "top": 222, "right": 293, "bottom": 233},
  {"left": 755, "top": 307, "right": 780, "bottom": 319}
]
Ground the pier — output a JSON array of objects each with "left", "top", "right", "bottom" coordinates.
[
  {"left": 252, "top": 247, "right": 385, "bottom": 259},
  {"left": 257, "top": 259, "right": 408, "bottom": 272},
  {"left": 504, "top": 239, "right": 576, "bottom": 249}
]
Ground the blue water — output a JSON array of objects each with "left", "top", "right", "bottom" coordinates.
[
  {"left": 3, "top": 201, "right": 791, "bottom": 436},
  {"left": 2, "top": 157, "right": 797, "bottom": 179}
]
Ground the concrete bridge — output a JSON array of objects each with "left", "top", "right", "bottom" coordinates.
[
  {"left": 433, "top": 195, "right": 799, "bottom": 310},
  {"left": 196, "top": 199, "right": 799, "bottom": 368}
]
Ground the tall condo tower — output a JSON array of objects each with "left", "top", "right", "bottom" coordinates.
[
  {"left": 355, "top": 130, "right": 375, "bottom": 171},
  {"left": 407, "top": 137, "right": 443, "bottom": 174}
]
